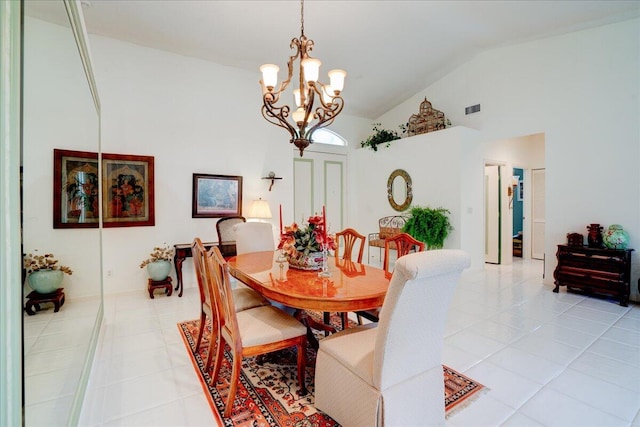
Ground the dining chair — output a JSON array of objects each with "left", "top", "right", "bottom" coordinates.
[
  {"left": 357, "top": 232, "right": 426, "bottom": 324},
  {"left": 315, "top": 250, "right": 471, "bottom": 427},
  {"left": 329, "top": 228, "right": 366, "bottom": 330},
  {"left": 206, "top": 246, "right": 307, "bottom": 417},
  {"left": 234, "top": 221, "right": 275, "bottom": 254},
  {"left": 191, "top": 238, "right": 269, "bottom": 373},
  {"left": 216, "top": 216, "right": 246, "bottom": 258}
]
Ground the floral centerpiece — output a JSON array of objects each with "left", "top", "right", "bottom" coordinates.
[
  {"left": 278, "top": 215, "right": 336, "bottom": 271},
  {"left": 23, "top": 251, "right": 73, "bottom": 294},
  {"left": 140, "top": 244, "right": 174, "bottom": 281}
]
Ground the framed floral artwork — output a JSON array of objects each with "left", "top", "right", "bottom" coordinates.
[
  {"left": 192, "top": 173, "right": 242, "bottom": 218},
  {"left": 102, "top": 153, "right": 155, "bottom": 227},
  {"left": 53, "top": 149, "right": 100, "bottom": 228}
]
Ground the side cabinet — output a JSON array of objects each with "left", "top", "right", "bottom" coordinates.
[{"left": 553, "top": 245, "right": 633, "bottom": 307}]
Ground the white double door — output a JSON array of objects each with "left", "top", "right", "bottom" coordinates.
[{"left": 293, "top": 150, "right": 346, "bottom": 235}]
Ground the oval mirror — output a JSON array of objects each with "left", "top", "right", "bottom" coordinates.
[{"left": 387, "top": 169, "right": 412, "bottom": 211}]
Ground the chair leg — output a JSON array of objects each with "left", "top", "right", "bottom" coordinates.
[
  {"left": 297, "top": 340, "right": 307, "bottom": 395},
  {"left": 340, "top": 312, "right": 348, "bottom": 330},
  {"left": 194, "top": 312, "right": 206, "bottom": 353},
  {"left": 210, "top": 335, "right": 225, "bottom": 386},
  {"left": 204, "top": 329, "right": 217, "bottom": 373},
  {"left": 323, "top": 312, "right": 331, "bottom": 336},
  {"left": 224, "top": 352, "right": 243, "bottom": 417}
]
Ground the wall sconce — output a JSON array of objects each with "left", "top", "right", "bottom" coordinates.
[
  {"left": 247, "top": 198, "right": 272, "bottom": 222},
  {"left": 262, "top": 171, "right": 282, "bottom": 191},
  {"left": 508, "top": 175, "right": 519, "bottom": 208}
]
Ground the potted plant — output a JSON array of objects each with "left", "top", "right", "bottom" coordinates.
[
  {"left": 360, "top": 123, "right": 407, "bottom": 151},
  {"left": 140, "top": 244, "right": 174, "bottom": 281},
  {"left": 23, "top": 251, "right": 73, "bottom": 294},
  {"left": 402, "top": 206, "right": 452, "bottom": 249}
]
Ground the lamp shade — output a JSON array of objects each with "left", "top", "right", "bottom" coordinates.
[
  {"left": 260, "top": 64, "right": 279, "bottom": 89},
  {"left": 247, "top": 199, "right": 272, "bottom": 219}
]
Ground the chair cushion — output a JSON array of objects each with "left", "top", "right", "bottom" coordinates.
[
  {"left": 369, "top": 238, "right": 397, "bottom": 249},
  {"left": 236, "top": 305, "right": 306, "bottom": 347},
  {"left": 318, "top": 323, "right": 377, "bottom": 385},
  {"left": 233, "top": 287, "right": 271, "bottom": 312}
]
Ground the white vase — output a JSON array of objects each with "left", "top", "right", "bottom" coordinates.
[
  {"left": 146, "top": 260, "right": 171, "bottom": 281},
  {"left": 28, "top": 270, "right": 64, "bottom": 294}
]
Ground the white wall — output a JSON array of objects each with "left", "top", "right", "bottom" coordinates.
[
  {"left": 373, "top": 18, "right": 640, "bottom": 301},
  {"left": 349, "top": 127, "right": 485, "bottom": 269}
]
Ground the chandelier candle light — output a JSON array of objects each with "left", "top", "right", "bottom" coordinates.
[{"left": 259, "top": 0, "right": 346, "bottom": 157}]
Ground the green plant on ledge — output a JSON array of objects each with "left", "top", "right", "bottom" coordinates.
[
  {"left": 360, "top": 123, "right": 407, "bottom": 151},
  {"left": 402, "top": 205, "right": 452, "bottom": 249}
]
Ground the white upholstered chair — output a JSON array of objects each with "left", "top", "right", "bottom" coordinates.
[
  {"left": 314, "top": 249, "right": 471, "bottom": 427},
  {"left": 234, "top": 222, "right": 275, "bottom": 254}
]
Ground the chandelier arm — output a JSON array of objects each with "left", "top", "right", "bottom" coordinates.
[
  {"left": 261, "top": 101, "right": 299, "bottom": 140},
  {"left": 307, "top": 96, "right": 344, "bottom": 138}
]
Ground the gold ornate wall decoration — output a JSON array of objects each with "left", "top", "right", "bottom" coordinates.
[{"left": 407, "top": 97, "right": 448, "bottom": 136}]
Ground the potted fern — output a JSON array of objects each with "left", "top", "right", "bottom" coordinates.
[{"left": 402, "top": 206, "right": 452, "bottom": 249}]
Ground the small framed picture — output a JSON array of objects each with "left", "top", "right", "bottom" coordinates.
[
  {"left": 192, "top": 174, "right": 242, "bottom": 218},
  {"left": 517, "top": 180, "right": 523, "bottom": 201},
  {"left": 102, "top": 153, "right": 155, "bottom": 227},
  {"left": 53, "top": 149, "right": 100, "bottom": 228}
]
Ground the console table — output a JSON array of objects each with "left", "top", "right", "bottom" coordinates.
[
  {"left": 553, "top": 245, "right": 633, "bottom": 306},
  {"left": 173, "top": 241, "right": 217, "bottom": 297}
]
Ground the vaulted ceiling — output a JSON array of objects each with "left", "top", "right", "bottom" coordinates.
[{"left": 27, "top": 0, "right": 640, "bottom": 118}]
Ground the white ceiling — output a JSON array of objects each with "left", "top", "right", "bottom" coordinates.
[{"left": 28, "top": 0, "right": 640, "bottom": 119}]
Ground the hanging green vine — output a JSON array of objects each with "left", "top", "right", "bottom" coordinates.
[{"left": 402, "top": 205, "right": 452, "bottom": 249}]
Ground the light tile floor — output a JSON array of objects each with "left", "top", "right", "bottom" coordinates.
[{"left": 72, "top": 259, "right": 640, "bottom": 426}]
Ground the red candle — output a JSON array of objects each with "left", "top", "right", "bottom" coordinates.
[{"left": 279, "top": 204, "right": 283, "bottom": 235}]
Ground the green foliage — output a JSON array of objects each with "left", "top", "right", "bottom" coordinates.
[
  {"left": 360, "top": 123, "right": 406, "bottom": 151},
  {"left": 402, "top": 206, "right": 452, "bottom": 249}
]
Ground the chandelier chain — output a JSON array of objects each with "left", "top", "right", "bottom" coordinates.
[{"left": 300, "top": 0, "right": 304, "bottom": 36}]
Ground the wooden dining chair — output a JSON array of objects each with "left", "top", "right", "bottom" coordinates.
[
  {"left": 216, "top": 216, "right": 246, "bottom": 258},
  {"left": 191, "top": 238, "right": 270, "bottom": 373},
  {"left": 206, "top": 246, "right": 308, "bottom": 417},
  {"left": 327, "top": 228, "right": 366, "bottom": 330},
  {"left": 357, "top": 232, "right": 426, "bottom": 324},
  {"left": 335, "top": 228, "right": 366, "bottom": 263},
  {"left": 383, "top": 232, "right": 426, "bottom": 277}
]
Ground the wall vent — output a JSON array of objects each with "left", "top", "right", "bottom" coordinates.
[{"left": 465, "top": 104, "right": 481, "bottom": 115}]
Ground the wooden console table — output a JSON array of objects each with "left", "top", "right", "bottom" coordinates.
[
  {"left": 553, "top": 245, "right": 633, "bottom": 306},
  {"left": 173, "top": 241, "right": 216, "bottom": 297}
]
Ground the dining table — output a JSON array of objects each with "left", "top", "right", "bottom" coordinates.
[{"left": 227, "top": 250, "right": 390, "bottom": 347}]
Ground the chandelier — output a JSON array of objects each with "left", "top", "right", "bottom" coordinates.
[{"left": 259, "top": 0, "right": 346, "bottom": 157}]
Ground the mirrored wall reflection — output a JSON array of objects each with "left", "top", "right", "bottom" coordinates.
[{"left": 23, "top": 1, "right": 102, "bottom": 425}]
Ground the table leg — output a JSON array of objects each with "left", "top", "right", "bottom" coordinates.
[{"left": 174, "top": 253, "right": 184, "bottom": 297}]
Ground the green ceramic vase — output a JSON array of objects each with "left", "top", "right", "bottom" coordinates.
[
  {"left": 602, "top": 224, "right": 630, "bottom": 250},
  {"left": 28, "top": 270, "right": 63, "bottom": 294},
  {"left": 147, "top": 260, "right": 171, "bottom": 281}
]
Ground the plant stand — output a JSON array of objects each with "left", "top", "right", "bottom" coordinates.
[
  {"left": 148, "top": 277, "right": 172, "bottom": 299},
  {"left": 25, "top": 288, "right": 65, "bottom": 315}
]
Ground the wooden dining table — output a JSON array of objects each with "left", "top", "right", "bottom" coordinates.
[{"left": 227, "top": 251, "right": 390, "bottom": 346}]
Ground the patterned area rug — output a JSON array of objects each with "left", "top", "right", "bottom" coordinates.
[{"left": 178, "top": 315, "right": 485, "bottom": 426}]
